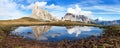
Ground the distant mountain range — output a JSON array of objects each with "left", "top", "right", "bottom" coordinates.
[
  {"left": 95, "top": 19, "right": 120, "bottom": 26},
  {"left": 27, "top": 4, "right": 120, "bottom": 26},
  {"left": 62, "top": 13, "right": 94, "bottom": 23},
  {"left": 62, "top": 13, "right": 120, "bottom": 25}
]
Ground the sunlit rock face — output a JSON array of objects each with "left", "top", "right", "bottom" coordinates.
[
  {"left": 30, "top": 5, "right": 56, "bottom": 21},
  {"left": 31, "top": 26, "right": 51, "bottom": 38},
  {"left": 62, "top": 13, "right": 93, "bottom": 23}
]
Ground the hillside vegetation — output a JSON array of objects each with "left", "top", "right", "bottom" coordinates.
[
  {"left": 0, "top": 17, "right": 40, "bottom": 22},
  {"left": 16, "top": 17, "right": 40, "bottom": 22},
  {"left": 0, "top": 17, "right": 120, "bottom": 48}
]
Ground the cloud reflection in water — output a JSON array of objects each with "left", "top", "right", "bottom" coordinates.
[{"left": 11, "top": 26, "right": 103, "bottom": 42}]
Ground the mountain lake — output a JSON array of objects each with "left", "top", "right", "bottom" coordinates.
[{"left": 10, "top": 26, "right": 103, "bottom": 42}]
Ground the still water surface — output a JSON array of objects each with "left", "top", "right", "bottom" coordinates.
[{"left": 10, "top": 26, "right": 103, "bottom": 42}]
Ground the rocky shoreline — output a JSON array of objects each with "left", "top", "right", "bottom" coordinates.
[{"left": 0, "top": 26, "right": 120, "bottom": 48}]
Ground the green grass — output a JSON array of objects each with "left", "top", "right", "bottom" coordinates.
[
  {"left": 0, "top": 18, "right": 103, "bottom": 41},
  {"left": 0, "top": 36, "right": 4, "bottom": 40},
  {"left": 98, "top": 46, "right": 105, "bottom": 48},
  {"left": 0, "top": 17, "right": 40, "bottom": 22},
  {"left": 0, "top": 17, "right": 119, "bottom": 34},
  {"left": 16, "top": 17, "right": 40, "bottom": 22},
  {"left": 0, "top": 17, "right": 120, "bottom": 48},
  {"left": 104, "top": 26, "right": 120, "bottom": 30},
  {"left": 15, "top": 46, "right": 22, "bottom": 48},
  {"left": 0, "top": 17, "right": 102, "bottom": 27},
  {"left": 0, "top": 17, "right": 102, "bottom": 34},
  {"left": 1, "top": 17, "right": 120, "bottom": 37}
]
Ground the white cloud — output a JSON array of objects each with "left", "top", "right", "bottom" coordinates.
[
  {"left": 67, "top": 26, "right": 93, "bottom": 37},
  {"left": 0, "top": 0, "right": 28, "bottom": 20},
  {"left": 50, "top": 11, "right": 66, "bottom": 19},
  {"left": 67, "top": 5, "right": 81, "bottom": 15},
  {"left": 35, "top": 2, "right": 47, "bottom": 8},
  {"left": 81, "top": 5, "right": 120, "bottom": 15},
  {"left": 67, "top": 4, "right": 92, "bottom": 17},
  {"left": 20, "top": 1, "right": 65, "bottom": 18},
  {"left": 21, "top": 1, "right": 64, "bottom": 11},
  {"left": 93, "top": 12, "right": 120, "bottom": 14},
  {"left": 26, "top": 0, "right": 38, "bottom": 3},
  {"left": 21, "top": 3, "right": 34, "bottom": 10},
  {"left": 93, "top": 5, "right": 120, "bottom": 13},
  {"left": 21, "top": 2, "right": 47, "bottom": 10},
  {"left": 46, "top": 4, "right": 64, "bottom": 10},
  {"left": 14, "top": 0, "right": 24, "bottom": 2},
  {"left": 75, "top": 0, "right": 104, "bottom": 7},
  {"left": 98, "top": 17, "right": 102, "bottom": 20},
  {"left": 0, "top": 0, "right": 64, "bottom": 20}
]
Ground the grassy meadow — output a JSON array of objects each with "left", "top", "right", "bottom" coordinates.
[{"left": 0, "top": 17, "right": 120, "bottom": 48}]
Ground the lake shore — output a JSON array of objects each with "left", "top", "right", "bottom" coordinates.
[
  {"left": 0, "top": 21, "right": 100, "bottom": 26},
  {"left": 0, "top": 28, "right": 120, "bottom": 48},
  {"left": 0, "top": 21, "right": 120, "bottom": 48}
]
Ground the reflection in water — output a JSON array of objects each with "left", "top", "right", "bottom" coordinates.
[
  {"left": 66, "top": 26, "right": 93, "bottom": 37},
  {"left": 11, "top": 26, "right": 103, "bottom": 42},
  {"left": 31, "top": 26, "right": 51, "bottom": 38},
  {"left": 11, "top": 26, "right": 51, "bottom": 40},
  {"left": 31, "top": 26, "right": 51, "bottom": 40}
]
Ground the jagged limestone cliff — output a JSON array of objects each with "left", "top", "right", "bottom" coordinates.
[
  {"left": 62, "top": 13, "right": 93, "bottom": 23},
  {"left": 30, "top": 5, "right": 56, "bottom": 21}
]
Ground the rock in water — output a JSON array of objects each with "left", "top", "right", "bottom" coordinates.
[
  {"left": 62, "top": 13, "right": 93, "bottom": 23},
  {"left": 30, "top": 5, "right": 55, "bottom": 21}
]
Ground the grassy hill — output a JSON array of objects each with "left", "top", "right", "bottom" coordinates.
[
  {"left": 0, "top": 17, "right": 40, "bottom": 22},
  {"left": 16, "top": 17, "right": 40, "bottom": 22},
  {"left": 0, "top": 17, "right": 101, "bottom": 26}
]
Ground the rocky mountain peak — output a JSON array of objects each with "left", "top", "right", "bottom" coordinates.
[
  {"left": 30, "top": 5, "right": 56, "bottom": 21},
  {"left": 62, "top": 13, "right": 93, "bottom": 23}
]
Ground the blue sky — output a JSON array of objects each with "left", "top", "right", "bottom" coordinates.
[{"left": 0, "top": 0, "right": 120, "bottom": 21}]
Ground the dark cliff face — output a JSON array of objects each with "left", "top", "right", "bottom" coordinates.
[
  {"left": 65, "top": 13, "right": 76, "bottom": 17},
  {"left": 62, "top": 13, "right": 93, "bottom": 23}
]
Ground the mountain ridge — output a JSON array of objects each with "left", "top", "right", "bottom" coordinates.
[
  {"left": 62, "top": 13, "right": 94, "bottom": 23},
  {"left": 30, "top": 5, "right": 57, "bottom": 21},
  {"left": 95, "top": 19, "right": 120, "bottom": 25}
]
